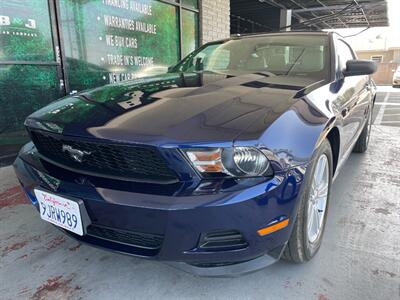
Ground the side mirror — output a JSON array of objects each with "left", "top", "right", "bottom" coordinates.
[
  {"left": 343, "top": 59, "right": 377, "bottom": 77},
  {"left": 195, "top": 57, "right": 204, "bottom": 71}
]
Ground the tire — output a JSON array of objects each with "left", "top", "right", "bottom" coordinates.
[
  {"left": 282, "top": 139, "right": 333, "bottom": 263},
  {"left": 353, "top": 106, "right": 373, "bottom": 153}
]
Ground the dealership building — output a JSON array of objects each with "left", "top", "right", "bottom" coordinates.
[{"left": 0, "top": 0, "right": 388, "bottom": 164}]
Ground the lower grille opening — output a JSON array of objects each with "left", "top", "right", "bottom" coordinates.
[
  {"left": 86, "top": 225, "right": 164, "bottom": 250},
  {"left": 198, "top": 230, "right": 248, "bottom": 251},
  {"left": 189, "top": 261, "right": 247, "bottom": 268}
]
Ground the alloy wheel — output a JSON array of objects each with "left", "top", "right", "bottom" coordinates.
[{"left": 307, "top": 154, "right": 329, "bottom": 244}]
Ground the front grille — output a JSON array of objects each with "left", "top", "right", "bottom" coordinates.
[
  {"left": 30, "top": 130, "right": 178, "bottom": 183},
  {"left": 86, "top": 225, "right": 164, "bottom": 250}
]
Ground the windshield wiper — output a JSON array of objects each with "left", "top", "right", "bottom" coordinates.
[{"left": 284, "top": 48, "right": 306, "bottom": 76}]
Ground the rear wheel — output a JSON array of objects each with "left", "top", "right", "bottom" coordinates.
[
  {"left": 353, "top": 106, "right": 373, "bottom": 153},
  {"left": 282, "top": 139, "right": 333, "bottom": 263}
]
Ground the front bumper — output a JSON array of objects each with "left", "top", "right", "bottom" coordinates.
[{"left": 14, "top": 144, "right": 307, "bottom": 276}]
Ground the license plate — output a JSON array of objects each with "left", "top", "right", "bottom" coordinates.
[{"left": 34, "top": 189, "right": 84, "bottom": 236}]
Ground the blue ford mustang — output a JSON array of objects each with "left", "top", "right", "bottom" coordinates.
[{"left": 14, "top": 31, "right": 377, "bottom": 276}]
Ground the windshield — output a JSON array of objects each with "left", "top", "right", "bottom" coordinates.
[{"left": 172, "top": 35, "right": 330, "bottom": 79}]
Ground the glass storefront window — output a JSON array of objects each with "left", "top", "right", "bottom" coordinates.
[
  {"left": 182, "top": 0, "right": 199, "bottom": 9},
  {"left": 0, "top": 65, "right": 63, "bottom": 160},
  {"left": 182, "top": 9, "right": 199, "bottom": 58},
  {"left": 0, "top": 0, "right": 199, "bottom": 163},
  {"left": 0, "top": 0, "right": 54, "bottom": 62},
  {"left": 59, "top": 0, "right": 181, "bottom": 91}
]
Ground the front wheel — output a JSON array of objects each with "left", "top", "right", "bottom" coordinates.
[{"left": 282, "top": 139, "right": 333, "bottom": 263}]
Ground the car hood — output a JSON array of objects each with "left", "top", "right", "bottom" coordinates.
[{"left": 27, "top": 72, "right": 323, "bottom": 146}]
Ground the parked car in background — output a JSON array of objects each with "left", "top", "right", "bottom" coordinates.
[
  {"left": 393, "top": 66, "right": 400, "bottom": 87},
  {"left": 14, "top": 31, "right": 377, "bottom": 276}
]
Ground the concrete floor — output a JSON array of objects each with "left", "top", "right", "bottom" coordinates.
[
  {"left": 372, "top": 85, "right": 400, "bottom": 127},
  {"left": 1, "top": 88, "right": 399, "bottom": 300}
]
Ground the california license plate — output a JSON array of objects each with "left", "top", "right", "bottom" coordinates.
[{"left": 34, "top": 189, "right": 84, "bottom": 236}]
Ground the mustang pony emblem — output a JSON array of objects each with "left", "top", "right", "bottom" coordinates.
[{"left": 62, "top": 145, "right": 91, "bottom": 163}]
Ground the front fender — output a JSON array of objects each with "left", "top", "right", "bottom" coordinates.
[{"left": 245, "top": 99, "right": 332, "bottom": 171}]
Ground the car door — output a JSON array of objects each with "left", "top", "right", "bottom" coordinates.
[{"left": 335, "top": 39, "right": 370, "bottom": 151}]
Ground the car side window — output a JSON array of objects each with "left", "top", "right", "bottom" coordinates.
[{"left": 337, "top": 40, "right": 355, "bottom": 72}]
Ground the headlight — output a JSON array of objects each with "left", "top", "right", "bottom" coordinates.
[
  {"left": 183, "top": 147, "right": 271, "bottom": 177},
  {"left": 233, "top": 147, "right": 270, "bottom": 176}
]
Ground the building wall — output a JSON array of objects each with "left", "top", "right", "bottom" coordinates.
[
  {"left": 357, "top": 49, "right": 400, "bottom": 63},
  {"left": 200, "top": 0, "right": 230, "bottom": 44},
  {"left": 393, "top": 49, "right": 400, "bottom": 63},
  {"left": 356, "top": 49, "right": 400, "bottom": 85},
  {"left": 370, "top": 63, "right": 400, "bottom": 85}
]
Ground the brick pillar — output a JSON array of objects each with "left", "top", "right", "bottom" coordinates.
[{"left": 200, "top": 0, "right": 231, "bottom": 44}]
